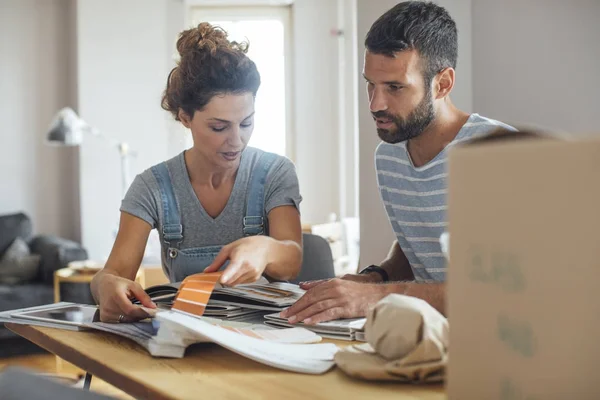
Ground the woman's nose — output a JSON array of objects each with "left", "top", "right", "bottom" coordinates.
[{"left": 228, "top": 127, "right": 244, "bottom": 147}]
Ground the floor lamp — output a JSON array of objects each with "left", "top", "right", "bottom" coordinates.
[
  {"left": 45, "top": 107, "right": 135, "bottom": 197},
  {"left": 45, "top": 108, "right": 162, "bottom": 266}
]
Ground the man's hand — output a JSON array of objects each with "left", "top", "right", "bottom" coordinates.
[{"left": 280, "top": 278, "right": 387, "bottom": 324}]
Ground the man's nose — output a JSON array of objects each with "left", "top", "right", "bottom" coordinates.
[{"left": 369, "top": 87, "right": 388, "bottom": 113}]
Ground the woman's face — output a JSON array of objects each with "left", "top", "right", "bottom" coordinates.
[{"left": 180, "top": 92, "right": 255, "bottom": 170}]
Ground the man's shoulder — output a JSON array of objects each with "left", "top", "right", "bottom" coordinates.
[
  {"left": 459, "top": 113, "right": 517, "bottom": 141},
  {"left": 470, "top": 113, "right": 516, "bottom": 129},
  {"left": 375, "top": 141, "right": 408, "bottom": 162},
  {"left": 375, "top": 141, "right": 411, "bottom": 175}
]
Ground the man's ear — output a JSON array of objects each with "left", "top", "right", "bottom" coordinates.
[
  {"left": 178, "top": 109, "right": 193, "bottom": 128},
  {"left": 434, "top": 67, "right": 455, "bottom": 100}
]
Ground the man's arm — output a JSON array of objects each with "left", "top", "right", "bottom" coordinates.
[
  {"left": 379, "top": 240, "right": 445, "bottom": 314},
  {"left": 343, "top": 240, "right": 414, "bottom": 283},
  {"left": 380, "top": 281, "right": 445, "bottom": 315},
  {"left": 379, "top": 240, "right": 415, "bottom": 281},
  {"left": 282, "top": 240, "right": 446, "bottom": 323}
]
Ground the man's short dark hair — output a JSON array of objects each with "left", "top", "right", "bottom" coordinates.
[{"left": 365, "top": 1, "right": 458, "bottom": 86}]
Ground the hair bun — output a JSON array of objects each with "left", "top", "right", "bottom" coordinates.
[
  {"left": 177, "top": 22, "right": 247, "bottom": 57},
  {"left": 162, "top": 22, "right": 260, "bottom": 121}
]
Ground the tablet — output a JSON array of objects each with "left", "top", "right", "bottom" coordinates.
[{"left": 11, "top": 304, "right": 98, "bottom": 327}]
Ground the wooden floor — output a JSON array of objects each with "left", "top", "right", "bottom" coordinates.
[{"left": 0, "top": 354, "right": 133, "bottom": 399}]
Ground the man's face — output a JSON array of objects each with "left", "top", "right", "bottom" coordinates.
[{"left": 363, "top": 50, "right": 435, "bottom": 143}]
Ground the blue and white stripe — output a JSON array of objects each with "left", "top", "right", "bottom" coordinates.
[{"left": 375, "top": 113, "right": 515, "bottom": 282}]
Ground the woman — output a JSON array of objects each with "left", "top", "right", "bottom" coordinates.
[{"left": 91, "top": 23, "right": 303, "bottom": 323}]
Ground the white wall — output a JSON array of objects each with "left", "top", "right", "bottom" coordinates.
[
  {"left": 337, "top": 0, "right": 360, "bottom": 220},
  {"left": 291, "top": 0, "right": 341, "bottom": 224},
  {"left": 472, "top": 0, "right": 600, "bottom": 135},
  {"left": 0, "top": 0, "right": 79, "bottom": 239},
  {"left": 356, "top": 0, "right": 473, "bottom": 266},
  {"left": 76, "top": 0, "right": 184, "bottom": 260}
]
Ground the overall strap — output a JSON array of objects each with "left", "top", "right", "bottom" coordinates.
[
  {"left": 244, "top": 152, "right": 278, "bottom": 236},
  {"left": 151, "top": 163, "right": 183, "bottom": 249}
]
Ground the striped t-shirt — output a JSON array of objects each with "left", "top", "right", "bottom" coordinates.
[{"left": 375, "top": 113, "right": 515, "bottom": 282}]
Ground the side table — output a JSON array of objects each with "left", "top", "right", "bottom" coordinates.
[
  {"left": 53, "top": 268, "right": 97, "bottom": 303},
  {"left": 53, "top": 265, "right": 168, "bottom": 303}
]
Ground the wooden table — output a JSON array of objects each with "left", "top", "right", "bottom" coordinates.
[{"left": 6, "top": 323, "right": 446, "bottom": 400}]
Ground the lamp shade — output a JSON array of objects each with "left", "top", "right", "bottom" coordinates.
[{"left": 45, "top": 107, "right": 91, "bottom": 146}]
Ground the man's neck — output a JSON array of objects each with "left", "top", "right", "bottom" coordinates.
[{"left": 406, "top": 102, "right": 470, "bottom": 168}]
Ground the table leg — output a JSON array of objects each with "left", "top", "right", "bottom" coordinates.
[
  {"left": 83, "top": 372, "right": 93, "bottom": 390},
  {"left": 53, "top": 273, "right": 60, "bottom": 303}
]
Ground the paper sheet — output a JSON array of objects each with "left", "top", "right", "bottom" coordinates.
[{"left": 156, "top": 310, "right": 338, "bottom": 374}]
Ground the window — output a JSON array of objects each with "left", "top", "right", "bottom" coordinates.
[{"left": 189, "top": 6, "right": 292, "bottom": 158}]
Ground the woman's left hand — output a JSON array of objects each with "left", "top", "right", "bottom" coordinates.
[{"left": 203, "top": 236, "right": 274, "bottom": 286}]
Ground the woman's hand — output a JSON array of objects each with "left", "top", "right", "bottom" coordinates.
[
  {"left": 204, "top": 206, "right": 302, "bottom": 284},
  {"left": 90, "top": 212, "right": 156, "bottom": 322},
  {"left": 204, "top": 236, "right": 274, "bottom": 286},
  {"left": 92, "top": 271, "right": 156, "bottom": 323}
]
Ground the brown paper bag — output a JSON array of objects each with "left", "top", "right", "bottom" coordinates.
[{"left": 335, "top": 294, "right": 448, "bottom": 382}]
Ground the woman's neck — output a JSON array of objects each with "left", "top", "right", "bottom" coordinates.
[{"left": 184, "top": 149, "right": 238, "bottom": 189}]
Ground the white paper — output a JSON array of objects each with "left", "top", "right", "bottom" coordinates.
[{"left": 156, "top": 311, "right": 338, "bottom": 373}]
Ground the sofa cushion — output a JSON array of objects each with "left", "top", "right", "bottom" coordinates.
[
  {"left": 0, "top": 238, "right": 41, "bottom": 285},
  {"left": 29, "top": 236, "right": 88, "bottom": 284},
  {"left": 0, "top": 283, "right": 55, "bottom": 340},
  {"left": 0, "top": 213, "right": 32, "bottom": 257},
  {"left": 0, "top": 283, "right": 55, "bottom": 312}
]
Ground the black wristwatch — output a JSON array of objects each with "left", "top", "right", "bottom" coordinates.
[{"left": 359, "top": 265, "right": 389, "bottom": 282}]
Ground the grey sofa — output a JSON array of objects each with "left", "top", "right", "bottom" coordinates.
[{"left": 0, "top": 212, "right": 90, "bottom": 357}]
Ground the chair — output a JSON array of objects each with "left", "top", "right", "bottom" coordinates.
[{"left": 290, "top": 233, "right": 336, "bottom": 284}]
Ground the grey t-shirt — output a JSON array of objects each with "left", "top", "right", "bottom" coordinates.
[{"left": 120, "top": 147, "right": 302, "bottom": 250}]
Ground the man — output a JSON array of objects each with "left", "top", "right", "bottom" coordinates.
[{"left": 281, "top": 1, "right": 514, "bottom": 324}]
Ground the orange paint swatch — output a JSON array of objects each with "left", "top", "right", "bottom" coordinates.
[{"left": 172, "top": 272, "right": 222, "bottom": 317}]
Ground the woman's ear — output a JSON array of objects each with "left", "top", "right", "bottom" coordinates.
[{"left": 178, "top": 109, "right": 193, "bottom": 128}]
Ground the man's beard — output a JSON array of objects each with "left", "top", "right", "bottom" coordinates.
[{"left": 374, "top": 91, "right": 435, "bottom": 144}]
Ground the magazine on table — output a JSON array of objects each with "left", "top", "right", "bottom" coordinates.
[
  {"left": 137, "top": 274, "right": 305, "bottom": 312},
  {"left": 264, "top": 312, "right": 366, "bottom": 341},
  {"left": 0, "top": 302, "right": 337, "bottom": 374}
]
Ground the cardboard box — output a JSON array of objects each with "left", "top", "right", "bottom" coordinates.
[{"left": 447, "top": 138, "right": 600, "bottom": 399}]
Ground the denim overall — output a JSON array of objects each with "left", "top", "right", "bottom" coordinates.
[{"left": 151, "top": 152, "right": 277, "bottom": 282}]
